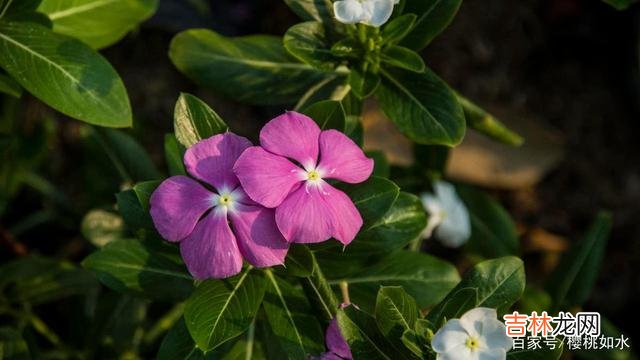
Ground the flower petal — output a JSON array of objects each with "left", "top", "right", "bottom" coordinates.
[
  {"left": 460, "top": 308, "right": 497, "bottom": 339},
  {"left": 481, "top": 319, "right": 513, "bottom": 352},
  {"left": 229, "top": 204, "right": 289, "bottom": 268},
  {"left": 234, "top": 146, "right": 304, "bottom": 208},
  {"left": 260, "top": 111, "right": 321, "bottom": 168},
  {"left": 477, "top": 348, "right": 507, "bottom": 360},
  {"left": 275, "top": 182, "right": 362, "bottom": 245},
  {"left": 431, "top": 319, "right": 468, "bottom": 353},
  {"left": 333, "top": 0, "right": 365, "bottom": 24},
  {"left": 436, "top": 344, "right": 473, "bottom": 360},
  {"left": 179, "top": 210, "right": 243, "bottom": 279},
  {"left": 184, "top": 133, "right": 252, "bottom": 191},
  {"left": 318, "top": 130, "right": 374, "bottom": 184},
  {"left": 326, "top": 317, "right": 353, "bottom": 359},
  {"left": 420, "top": 193, "right": 444, "bottom": 239},
  {"left": 362, "top": 0, "right": 395, "bottom": 27},
  {"left": 434, "top": 181, "right": 471, "bottom": 247},
  {"left": 150, "top": 176, "right": 214, "bottom": 242}
]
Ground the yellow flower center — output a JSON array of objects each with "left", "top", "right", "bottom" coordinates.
[
  {"left": 307, "top": 169, "right": 321, "bottom": 182},
  {"left": 218, "top": 194, "right": 233, "bottom": 207},
  {"left": 465, "top": 337, "right": 480, "bottom": 351}
]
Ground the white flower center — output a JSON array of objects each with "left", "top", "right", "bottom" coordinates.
[{"left": 465, "top": 336, "right": 480, "bottom": 351}]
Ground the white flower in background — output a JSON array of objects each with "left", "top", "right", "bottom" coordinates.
[
  {"left": 333, "top": 0, "right": 399, "bottom": 27},
  {"left": 421, "top": 180, "right": 471, "bottom": 248},
  {"left": 432, "top": 307, "right": 513, "bottom": 360}
]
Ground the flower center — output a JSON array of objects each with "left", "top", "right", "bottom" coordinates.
[
  {"left": 216, "top": 191, "right": 235, "bottom": 210},
  {"left": 307, "top": 169, "right": 321, "bottom": 182},
  {"left": 465, "top": 337, "right": 480, "bottom": 351}
]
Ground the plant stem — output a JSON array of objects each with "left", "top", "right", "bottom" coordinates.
[
  {"left": 339, "top": 281, "right": 350, "bottom": 305},
  {"left": 143, "top": 303, "right": 184, "bottom": 345}
]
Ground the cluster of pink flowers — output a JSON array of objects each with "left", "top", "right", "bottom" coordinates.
[{"left": 150, "top": 112, "right": 374, "bottom": 279}]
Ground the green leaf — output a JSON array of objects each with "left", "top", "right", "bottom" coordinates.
[
  {"left": 337, "top": 306, "right": 395, "bottom": 359},
  {"left": 401, "top": 0, "right": 462, "bottom": 50},
  {"left": 375, "top": 286, "right": 419, "bottom": 358},
  {"left": 165, "top": 133, "right": 186, "bottom": 176},
  {"left": 316, "top": 192, "right": 427, "bottom": 276},
  {"left": 377, "top": 67, "right": 465, "bottom": 146},
  {"left": 284, "top": 21, "right": 335, "bottom": 70},
  {"left": 293, "top": 74, "right": 349, "bottom": 111},
  {"left": 95, "top": 128, "right": 160, "bottom": 182},
  {"left": 184, "top": 268, "right": 267, "bottom": 352},
  {"left": 116, "top": 188, "right": 155, "bottom": 236},
  {"left": 428, "top": 257, "right": 525, "bottom": 324},
  {"left": 601, "top": 0, "right": 637, "bottom": 10},
  {"left": 425, "top": 287, "right": 477, "bottom": 326},
  {"left": 0, "top": 327, "right": 30, "bottom": 360},
  {"left": 170, "top": 30, "right": 329, "bottom": 105},
  {"left": 83, "top": 239, "right": 194, "bottom": 300},
  {"left": 302, "top": 99, "right": 346, "bottom": 131},
  {"left": 0, "top": 256, "right": 98, "bottom": 305},
  {"left": 458, "top": 95, "right": 524, "bottom": 146},
  {"left": 0, "top": 21, "right": 132, "bottom": 127},
  {"left": 133, "top": 180, "right": 160, "bottom": 212},
  {"left": 337, "top": 176, "right": 400, "bottom": 228},
  {"left": 349, "top": 68, "right": 380, "bottom": 99},
  {"left": 546, "top": 211, "right": 612, "bottom": 309},
  {"left": 0, "top": 72, "right": 21, "bottom": 98},
  {"left": 366, "top": 150, "right": 390, "bottom": 178},
  {"left": 381, "top": 46, "right": 425, "bottom": 73},
  {"left": 507, "top": 340, "right": 563, "bottom": 360},
  {"left": 1, "top": 0, "right": 49, "bottom": 26},
  {"left": 262, "top": 271, "right": 325, "bottom": 358},
  {"left": 277, "top": 244, "right": 314, "bottom": 278},
  {"left": 300, "top": 251, "right": 339, "bottom": 322},
  {"left": 331, "top": 251, "right": 459, "bottom": 312},
  {"left": 81, "top": 209, "right": 125, "bottom": 247},
  {"left": 173, "top": 93, "right": 228, "bottom": 148},
  {"left": 38, "top": 0, "right": 158, "bottom": 49},
  {"left": 574, "top": 316, "right": 630, "bottom": 360},
  {"left": 457, "top": 185, "right": 520, "bottom": 258},
  {"left": 381, "top": 14, "right": 417, "bottom": 45},
  {"left": 330, "top": 37, "right": 363, "bottom": 58},
  {"left": 283, "top": 0, "right": 333, "bottom": 22}
]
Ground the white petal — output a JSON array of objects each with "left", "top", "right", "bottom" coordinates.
[
  {"left": 436, "top": 343, "right": 474, "bottom": 360},
  {"left": 477, "top": 348, "right": 507, "bottom": 360},
  {"left": 421, "top": 193, "right": 444, "bottom": 239},
  {"left": 431, "top": 319, "right": 468, "bottom": 353},
  {"left": 460, "top": 308, "right": 497, "bottom": 338},
  {"left": 362, "top": 0, "right": 395, "bottom": 27},
  {"left": 334, "top": 0, "right": 365, "bottom": 24},
  {"left": 433, "top": 181, "right": 471, "bottom": 247},
  {"left": 481, "top": 319, "right": 513, "bottom": 351}
]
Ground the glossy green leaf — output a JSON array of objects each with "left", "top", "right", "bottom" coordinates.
[
  {"left": 262, "top": 271, "right": 325, "bottom": 358},
  {"left": 293, "top": 74, "right": 349, "bottom": 111},
  {"left": 116, "top": 188, "right": 155, "bottom": 236},
  {"left": 377, "top": 67, "right": 465, "bottom": 146},
  {"left": 0, "top": 21, "right": 131, "bottom": 127},
  {"left": 331, "top": 251, "right": 459, "bottom": 312},
  {"left": 507, "top": 340, "right": 563, "bottom": 360},
  {"left": 0, "top": 73, "right": 21, "bottom": 97},
  {"left": 277, "top": 244, "right": 314, "bottom": 278},
  {"left": 165, "top": 133, "right": 186, "bottom": 176},
  {"left": 381, "top": 14, "right": 417, "bottom": 45},
  {"left": 337, "top": 306, "right": 395, "bottom": 360},
  {"left": 428, "top": 257, "right": 525, "bottom": 324},
  {"left": 0, "top": 327, "right": 30, "bottom": 360},
  {"left": 426, "top": 287, "right": 477, "bottom": 326},
  {"left": 1, "top": 0, "right": 49, "bottom": 25},
  {"left": 602, "top": 0, "right": 637, "bottom": 10},
  {"left": 283, "top": 0, "right": 333, "bottom": 22},
  {"left": 366, "top": 150, "right": 390, "bottom": 178},
  {"left": 83, "top": 239, "right": 194, "bottom": 300},
  {"left": 81, "top": 209, "right": 125, "bottom": 247},
  {"left": 337, "top": 176, "right": 400, "bottom": 228},
  {"left": 300, "top": 251, "right": 339, "bottom": 321},
  {"left": 381, "top": 46, "right": 425, "bottom": 73},
  {"left": 401, "top": 0, "right": 462, "bottom": 50},
  {"left": 547, "top": 211, "right": 612, "bottom": 309},
  {"left": 133, "top": 180, "right": 160, "bottom": 212},
  {"left": 184, "top": 268, "right": 267, "bottom": 352},
  {"left": 458, "top": 95, "right": 524, "bottom": 146},
  {"left": 330, "top": 37, "right": 362, "bottom": 58},
  {"left": 38, "top": 0, "right": 158, "bottom": 49},
  {"left": 173, "top": 93, "right": 228, "bottom": 148},
  {"left": 170, "top": 30, "right": 329, "bottom": 105},
  {"left": 349, "top": 68, "right": 380, "bottom": 99},
  {"left": 284, "top": 21, "right": 335, "bottom": 70},
  {"left": 302, "top": 99, "right": 346, "bottom": 131},
  {"left": 457, "top": 185, "right": 519, "bottom": 258},
  {"left": 95, "top": 128, "right": 160, "bottom": 182},
  {"left": 375, "top": 286, "right": 419, "bottom": 359}
]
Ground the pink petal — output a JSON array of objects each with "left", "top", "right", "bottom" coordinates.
[
  {"left": 259, "top": 111, "right": 321, "bottom": 168},
  {"left": 184, "top": 133, "right": 252, "bottom": 191},
  {"left": 318, "top": 130, "right": 373, "bottom": 184},
  {"left": 229, "top": 204, "right": 289, "bottom": 268},
  {"left": 275, "top": 182, "right": 362, "bottom": 245},
  {"left": 234, "top": 146, "right": 304, "bottom": 208},
  {"left": 179, "top": 210, "right": 243, "bottom": 279},
  {"left": 326, "top": 317, "right": 353, "bottom": 359},
  {"left": 149, "top": 176, "right": 214, "bottom": 242}
]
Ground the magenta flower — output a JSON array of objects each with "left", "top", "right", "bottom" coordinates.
[
  {"left": 233, "top": 112, "right": 374, "bottom": 245},
  {"left": 149, "top": 133, "right": 289, "bottom": 279},
  {"left": 323, "top": 316, "right": 353, "bottom": 360}
]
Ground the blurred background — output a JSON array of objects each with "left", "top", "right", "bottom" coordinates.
[{"left": 1, "top": 0, "right": 638, "bottom": 357}]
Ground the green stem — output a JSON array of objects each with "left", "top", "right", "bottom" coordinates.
[
  {"left": 301, "top": 252, "right": 339, "bottom": 321},
  {"left": 0, "top": 0, "right": 14, "bottom": 19},
  {"left": 143, "top": 303, "right": 184, "bottom": 345}
]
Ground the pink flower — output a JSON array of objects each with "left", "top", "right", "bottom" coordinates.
[
  {"left": 149, "top": 133, "right": 289, "bottom": 279},
  {"left": 234, "top": 111, "right": 374, "bottom": 245}
]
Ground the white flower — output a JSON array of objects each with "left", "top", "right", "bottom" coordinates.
[
  {"left": 432, "top": 307, "right": 513, "bottom": 360},
  {"left": 333, "top": 0, "right": 398, "bottom": 27},
  {"left": 421, "top": 180, "right": 471, "bottom": 248}
]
